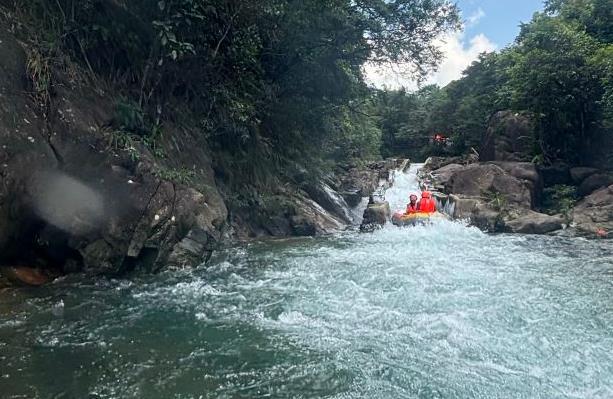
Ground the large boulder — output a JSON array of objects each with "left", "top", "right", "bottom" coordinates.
[
  {"left": 445, "top": 163, "right": 533, "bottom": 207},
  {"left": 491, "top": 162, "right": 543, "bottom": 207},
  {"left": 360, "top": 201, "right": 390, "bottom": 232},
  {"left": 480, "top": 111, "right": 535, "bottom": 162},
  {"left": 0, "top": 266, "right": 53, "bottom": 286},
  {"left": 504, "top": 211, "right": 564, "bottom": 234},
  {"left": 450, "top": 195, "right": 504, "bottom": 232},
  {"left": 570, "top": 167, "right": 599, "bottom": 185},
  {"left": 577, "top": 173, "right": 613, "bottom": 197},
  {"left": 430, "top": 163, "right": 464, "bottom": 190},
  {"left": 571, "top": 184, "right": 613, "bottom": 237}
]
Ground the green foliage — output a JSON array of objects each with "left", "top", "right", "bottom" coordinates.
[
  {"left": 541, "top": 184, "right": 578, "bottom": 219},
  {"left": 484, "top": 190, "right": 508, "bottom": 212},
  {"left": 154, "top": 166, "right": 196, "bottom": 185},
  {"left": 377, "top": 0, "right": 612, "bottom": 167},
  {"left": 6, "top": 0, "right": 461, "bottom": 184},
  {"left": 114, "top": 99, "right": 146, "bottom": 134}
]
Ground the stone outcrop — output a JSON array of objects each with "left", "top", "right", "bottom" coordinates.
[
  {"left": 360, "top": 201, "right": 391, "bottom": 232},
  {"left": 571, "top": 184, "right": 613, "bottom": 237},
  {"left": 504, "top": 211, "right": 564, "bottom": 234},
  {"left": 480, "top": 111, "right": 535, "bottom": 162},
  {"left": 0, "top": 28, "right": 227, "bottom": 278},
  {"left": 577, "top": 173, "right": 613, "bottom": 197},
  {"left": 426, "top": 160, "right": 564, "bottom": 234},
  {"left": 444, "top": 163, "right": 533, "bottom": 207}
]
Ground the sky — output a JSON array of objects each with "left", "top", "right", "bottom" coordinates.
[{"left": 365, "top": 0, "right": 545, "bottom": 90}]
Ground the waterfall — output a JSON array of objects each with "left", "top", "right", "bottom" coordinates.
[
  {"left": 385, "top": 162, "right": 455, "bottom": 217},
  {"left": 384, "top": 163, "right": 424, "bottom": 214}
]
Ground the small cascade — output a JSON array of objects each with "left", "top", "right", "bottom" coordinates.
[
  {"left": 385, "top": 163, "right": 456, "bottom": 218},
  {"left": 385, "top": 163, "right": 424, "bottom": 214}
]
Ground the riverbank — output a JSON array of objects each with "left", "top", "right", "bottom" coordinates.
[
  {"left": 0, "top": 23, "right": 401, "bottom": 284},
  {"left": 419, "top": 156, "right": 613, "bottom": 238}
]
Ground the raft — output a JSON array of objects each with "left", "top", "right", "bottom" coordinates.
[{"left": 391, "top": 211, "right": 446, "bottom": 227}]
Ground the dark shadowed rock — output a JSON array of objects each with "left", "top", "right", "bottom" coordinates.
[
  {"left": 570, "top": 167, "right": 599, "bottom": 185},
  {"left": 0, "top": 27, "right": 227, "bottom": 275},
  {"left": 538, "top": 163, "right": 572, "bottom": 186},
  {"left": 0, "top": 266, "right": 52, "bottom": 286},
  {"left": 480, "top": 111, "right": 535, "bottom": 162},
  {"left": 577, "top": 173, "right": 613, "bottom": 197}
]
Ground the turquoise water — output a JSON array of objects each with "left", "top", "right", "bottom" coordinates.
[
  {"left": 1, "top": 224, "right": 612, "bottom": 398},
  {"left": 1, "top": 165, "right": 613, "bottom": 398}
]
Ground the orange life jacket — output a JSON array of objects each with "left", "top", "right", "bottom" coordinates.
[
  {"left": 418, "top": 192, "right": 437, "bottom": 213},
  {"left": 406, "top": 203, "right": 418, "bottom": 214},
  {"left": 418, "top": 198, "right": 436, "bottom": 213}
]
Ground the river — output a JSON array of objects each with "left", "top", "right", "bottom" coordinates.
[{"left": 1, "top": 165, "right": 613, "bottom": 398}]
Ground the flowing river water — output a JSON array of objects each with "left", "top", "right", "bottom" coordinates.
[{"left": 1, "top": 165, "right": 613, "bottom": 398}]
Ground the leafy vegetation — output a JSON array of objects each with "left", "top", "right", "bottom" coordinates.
[
  {"left": 378, "top": 0, "right": 612, "bottom": 168},
  {"left": 4, "top": 0, "right": 460, "bottom": 187},
  {"left": 541, "top": 184, "right": 578, "bottom": 219}
]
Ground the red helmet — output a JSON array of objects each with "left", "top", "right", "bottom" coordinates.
[{"left": 422, "top": 191, "right": 431, "bottom": 199}]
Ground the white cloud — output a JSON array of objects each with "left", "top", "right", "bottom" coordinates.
[
  {"left": 363, "top": 30, "right": 497, "bottom": 91},
  {"left": 467, "top": 7, "right": 485, "bottom": 27}
]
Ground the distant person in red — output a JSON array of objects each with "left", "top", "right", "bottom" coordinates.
[
  {"left": 418, "top": 191, "right": 436, "bottom": 213},
  {"left": 405, "top": 194, "right": 418, "bottom": 214}
]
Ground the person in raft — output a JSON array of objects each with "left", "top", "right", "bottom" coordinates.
[
  {"left": 405, "top": 194, "right": 419, "bottom": 214},
  {"left": 417, "top": 191, "right": 436, "bottom": 213}
]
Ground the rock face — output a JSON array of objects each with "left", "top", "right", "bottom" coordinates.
[
  {"left": 445, "top": 164, "right": 533, "bottom": 207},
  {"left": 480, "top": 111, "right": 535, "bottom": 162},
  {"left": 0, "top": 28, "right": 228, "bottom": 275},
  {"left": 571, "top": 184, "right": 613, "bottom": 236}
]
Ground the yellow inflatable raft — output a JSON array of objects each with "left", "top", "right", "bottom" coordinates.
[{"left": 392, "top": 211, "right": 446, "bottom": 227}]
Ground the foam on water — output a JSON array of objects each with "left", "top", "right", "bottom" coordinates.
[{"left": 1, "top": 165, "right": 613, "bottom": 398}]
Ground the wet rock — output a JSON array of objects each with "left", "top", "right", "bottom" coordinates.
[
  {"left": 167, "top": 228, "right": 213, "bottom": 268},
  {"left": 303, "top": 182, "right": 353, "bottom": 223},
  {"left": 0, "top": 266, "right": 51, "bottom": 286},
  {"left": 504, "top": 211, "right": 564, "bottom": 234},
  {"left": 480, "top": 111, "right": 535, "bottom": 162},
  {"left": 450, "top": 196, "right": 504, "bottom": 232},
  {"left": 577, "top": 173, "right": 613, "bottom": 197},
  {"left": 571, "top": 184, "right": 613, "bottom": 237},
  {"left": 360, "top": 201, "right": 390, "bottom": 232},
  {"left": 340, "top": 189, "right": 362, "bottom": 208}
]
